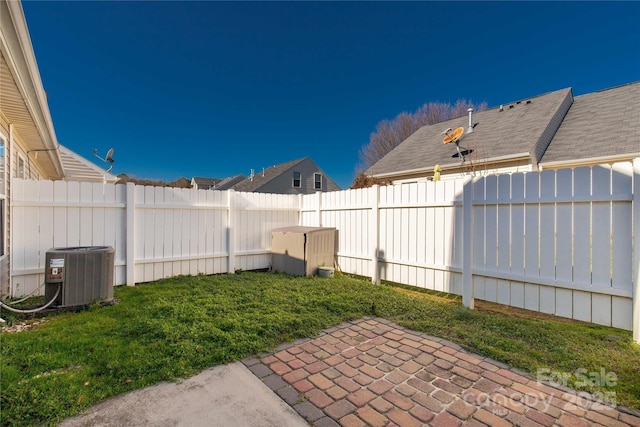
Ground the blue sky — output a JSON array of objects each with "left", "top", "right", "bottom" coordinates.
[{"left": 22, "top": 1, "right": 640, "bottom": 189}]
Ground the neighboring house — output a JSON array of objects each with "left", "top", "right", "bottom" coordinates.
[
  {"left": 191, "top": 177, "right": 221, "bottom": 190},
  {"left": 230, "top": 157, "right": 341, "bottom": 194},
  {"left": 0, "top": 0, "right": 115, "bottom": 295},
  {"left": 212, "top": 174, "right": 245, "bottom": 190},
  {"left": 366, "top": 82, "right": 640, "bottom": 183},
  {"left": 190, "top": 175, "right": 246, "bottom": 191}
]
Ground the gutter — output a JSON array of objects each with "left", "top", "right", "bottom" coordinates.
[
  {"left": 369, "top": 152, "right": 531, "bottom": 179},
  {"left": 5, "top": 0, "right": 64, "bottom": 178},
  {"left": 539, "top": 153, "right": 640, "bottom": 170}
]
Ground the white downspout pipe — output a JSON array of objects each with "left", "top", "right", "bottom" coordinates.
[{"left": 8, "top": 124, "right": 14, "bottom": 297}]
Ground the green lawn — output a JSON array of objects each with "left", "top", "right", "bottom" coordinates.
[{"left": 1, "top": 272, "right": 638, "bottom": 426}]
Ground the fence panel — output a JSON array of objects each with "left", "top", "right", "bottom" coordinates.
[
  {"left": 299, "top": 163, "right": 634, "bottom": 332},
  {"left": 10, "top": 180, "right": 128, "bottom": 295},
  {"left": 612, "top": 162, "right": 633, "bottom": 291},
  {"left": 234, "top": 191, "right": 299, "bottom": 272},
  {"left": 573, "top": 167, "right": 591, "bottom": 286},
  {"left": 9, "top": 182, "right": 299, "bottom": 292},
  {"left": 592, "top": 166, "right": 611, "bottom": 287},
  {"left": 309, "top": 187, "right": 372, "bottom": 277},
  {"left": 555, "top": 169, "right": 572, "bottom": 282},
  {"left": 9, "top": 160, "right": 637, "bottom": 333},
  {"left": 511, "top": 173, "right": 525, "bottom": 278},
  {"left": 364, "top": 181, "right": 460, "bottom": 294},
  {"left": 467, "top": 164, "right": 634, "bottom": 329}
]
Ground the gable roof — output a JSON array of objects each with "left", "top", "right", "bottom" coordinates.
[
  {"left": 540, "top": 81, "right": 640, "bottom": 166},
  {"left": 59, "top": 145, "right": 117, "bottom": 183},
  {"left": 366, "top": 88, "right": 573, "bottom": 178},
  {"left": 1, "top": 0, "right": 63, "bottom": 179},
  {"left": 213, "top": 174, "right": 246, "bottom": 190},
  {"left": 191, "top": 177, "right": 221, "bottom": 189},
  {"left": 231, "top": 158, "right": 306, "bottom": 192}
]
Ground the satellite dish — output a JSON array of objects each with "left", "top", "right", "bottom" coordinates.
[
  {"left": 442, "top": 127, "right": 464, "bottom": 145},
  {"left": 440, "top": 127, "right": 472, "bottom": 164},
  {"left": 93, "top": 148, "right": 115, "bottom": 172}
]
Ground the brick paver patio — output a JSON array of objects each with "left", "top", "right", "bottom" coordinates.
[{"left": 243, "top": 317, "right": 640, "bottom": 427}]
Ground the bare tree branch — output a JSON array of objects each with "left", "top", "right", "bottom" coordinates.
[{"left": 356, "top": 99, "right": 488, "bottom": 178}]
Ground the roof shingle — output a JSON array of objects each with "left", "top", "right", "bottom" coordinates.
[
  {"left": 231, "top": 158, "right": 307, "bottom": 193},
  {"left": 366, "top": 88, "right": 573, "bottom": 177},
  {"left": 540, "top": 81, "right": 640, "bottom": 164},
  {"left": 192, "top": 177, "right": 221, "bottom": 189}
]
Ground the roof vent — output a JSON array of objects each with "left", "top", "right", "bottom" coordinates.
[
  {"left": 526, "top": 100, "right": 531, "bottom": 104},
  {"left": 466, "top": 108, "right": 474, "bottom": 134},
  {"left": 250, "top": 169, "right": 254, "bottom": 181},
  {"left": 499, "top": 105, "right": 504, "bottom": 112}
]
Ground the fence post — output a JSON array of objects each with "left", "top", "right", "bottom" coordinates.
[
  {"left": 298, "top": 194, "right": 303, "bottom": 226},
  {"left": 125, "top": 182, "right": 135, "bottom": 286},
  {"left": 371, "top": 185, "right": 380, "bottom": 285},
  {"left": 633, "top": 158, "right": 640, "bottom": 343},
  {"left": 228, "top": 190, "right": 236, "bottom": 274},
  {"left": 316, "top": 191, "right": 322, "bottom": 227},
  {"left": 462, "top": 177, "right": 474, "bottom": 308}
]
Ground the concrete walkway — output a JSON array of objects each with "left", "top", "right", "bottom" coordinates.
[
  {"left": 59, "top": 362, "right": 307, "bottom": 427},
  {"left": 244, "top": 317, "right": 640, "bottom": 427}
]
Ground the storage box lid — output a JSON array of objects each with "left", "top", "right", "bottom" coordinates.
[{"left": 272, "top": 226, "right": 335, "bottom": 234}]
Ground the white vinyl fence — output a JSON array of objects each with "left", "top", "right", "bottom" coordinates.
[
  {"left": 10, "top": 180, "right": 298, "bottom": 295},
  {"left": 9, "top": 160, "right": 640, "bottom": 340},
  {"left": 300, "top": 161, "right": 639, "bottom": 337}
]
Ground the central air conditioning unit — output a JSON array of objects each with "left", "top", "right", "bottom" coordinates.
[{"left": 44, "top": 246, "right": 115, "bottom": 308}]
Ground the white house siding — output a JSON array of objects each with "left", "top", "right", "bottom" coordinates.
[
  {"left": 0, "top": 124, "right": 49, "bottom": 295},
  {"left": 9, "top": 133, "right": 46, "bottom": 180}
]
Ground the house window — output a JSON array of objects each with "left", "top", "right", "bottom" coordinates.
[
  {"left": 292, "top": 171, "right": 301, "bottom": 188},
  {"left": 17, "top": 154, "right": 25, "bottom": 179},
  {"left": 314, "top": 173, "right": 322, "bottom": 190}
]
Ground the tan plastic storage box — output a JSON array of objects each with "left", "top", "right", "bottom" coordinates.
[{"left": 271, "top": 226, "right": 336, "bottom": 276}]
